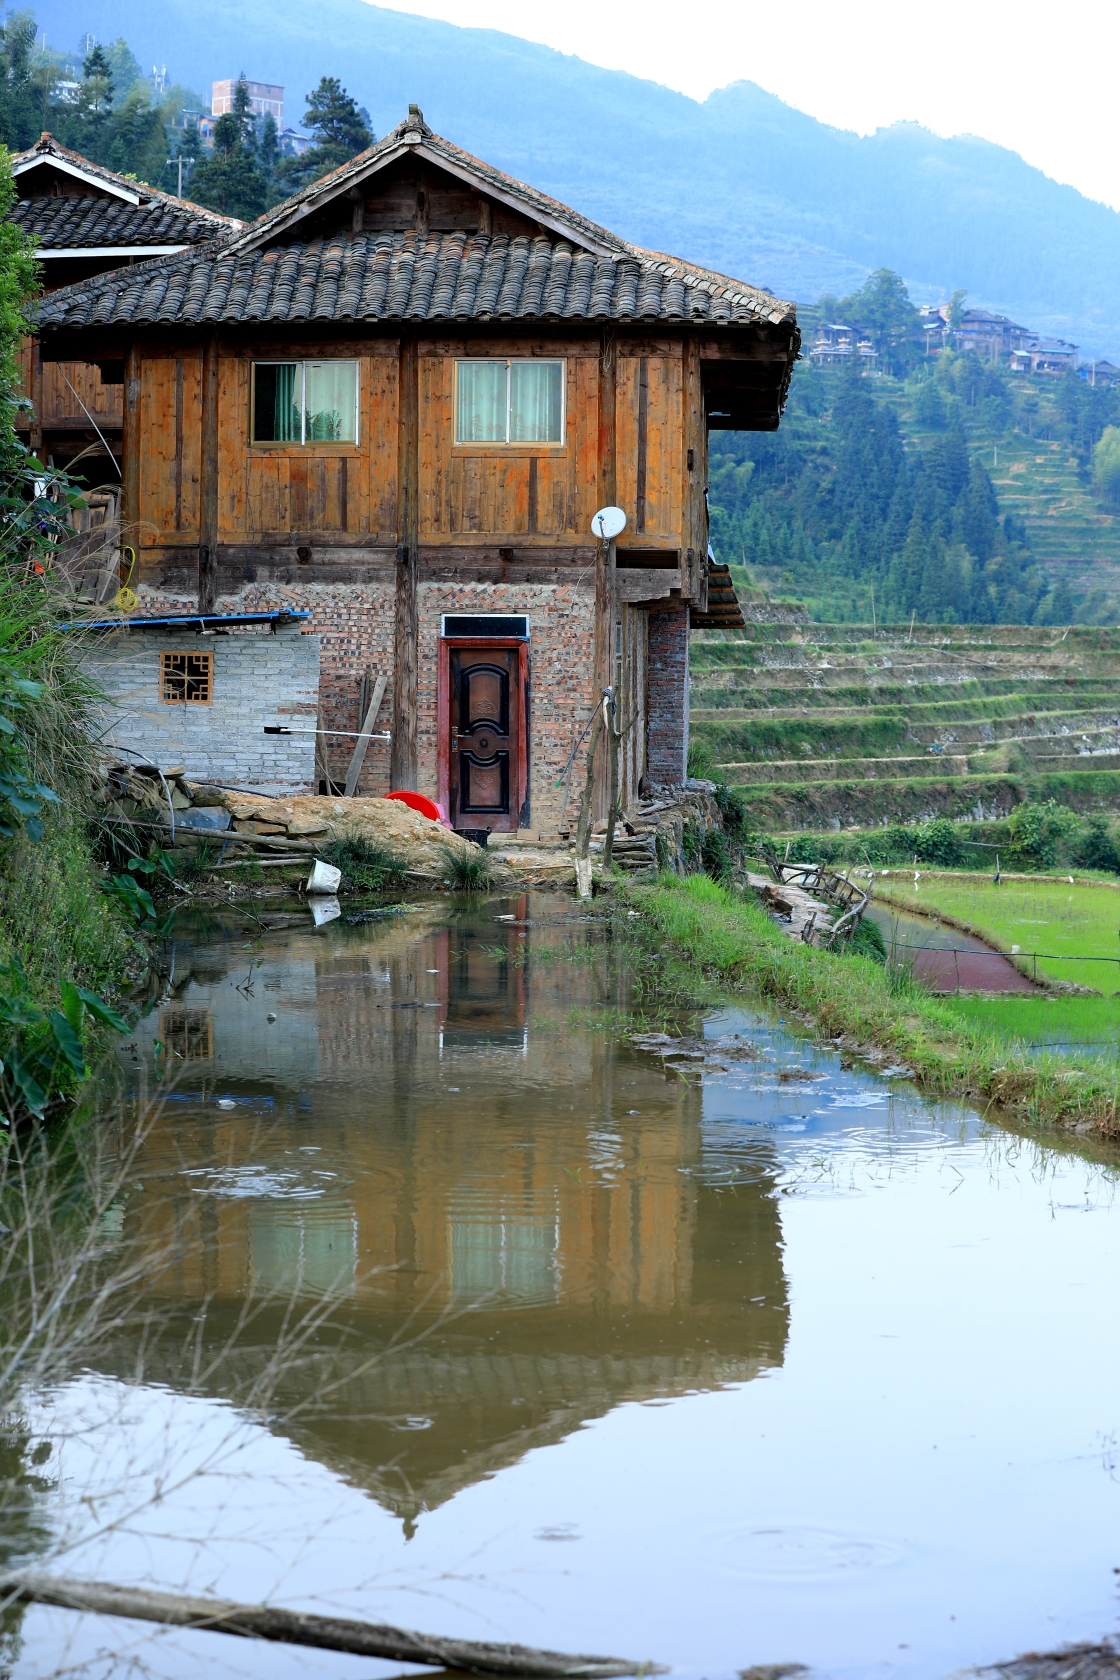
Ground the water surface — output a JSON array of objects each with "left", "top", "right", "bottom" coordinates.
[{"left": 15, "top": 894, "right": 1120, "bottom": 1680}]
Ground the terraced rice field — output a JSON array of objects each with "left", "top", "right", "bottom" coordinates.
[
  {"left": 691, "top": 618, "right": 1120, "bottom": 828},
  {"left": 874, "top": 871, "right": 1120, "bottom": 988}
]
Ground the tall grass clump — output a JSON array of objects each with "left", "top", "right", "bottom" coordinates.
[
  {"left": 440, "top": 841, "right": 493, "bottom": 891},
  {"left": 322, "top": 833, "right": 407, "bottom": 891}
]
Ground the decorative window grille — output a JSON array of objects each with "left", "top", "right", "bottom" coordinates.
[{"left": 161, "top": 650, "right": 213, "bottom": 704}]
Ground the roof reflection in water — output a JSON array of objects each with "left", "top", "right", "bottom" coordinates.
[{"left": 112, "top": 895, "right": 789, "bottom": 1525}]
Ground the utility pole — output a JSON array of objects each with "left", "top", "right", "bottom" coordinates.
[{"left": 166, "top": 155, "right": 186, "bottom": 197}]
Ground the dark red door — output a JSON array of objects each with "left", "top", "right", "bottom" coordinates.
[{"left": 448, "top": 645, "right": 522, "bottom": 833}]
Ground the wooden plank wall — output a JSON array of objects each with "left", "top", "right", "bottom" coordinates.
[
  {"left": 616, "top": 351, "right": 683, "bottom": 542},
  {"left": 418, "top": 344, "right": 599, "bottom": 540}
]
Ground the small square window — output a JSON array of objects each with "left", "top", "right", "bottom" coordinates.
[
  {"left": 252, "top": 361, "right": 358, "bottom": 445},
  {"left": 456, "top": 360, "right": 564, "bottom": 444},
  {"left": 161, "top": 650, "right": 213, "bottom": 705}
]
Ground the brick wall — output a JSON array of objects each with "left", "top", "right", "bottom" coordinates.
[
  {"left": 134, "top": 576, "right": 597, "bottom": 829},
  {"left": 83, "top": 621, "right": 319, "bottom": 794},
  {"left": 646, "top": 607, "right": 689, "bottom": 787}
]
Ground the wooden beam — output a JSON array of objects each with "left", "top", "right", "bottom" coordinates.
[
  {"left": 198, "top": 333, "right": 219, "bottom": 613},
  {"left": 392, "top": 331, "right": 419, "bottom": 790},
  {"left": 121, "top": 341, "right": 141, "bottom": 576},
  {"left": 343, "top": 672, "right": 388, "bottom": 796}
]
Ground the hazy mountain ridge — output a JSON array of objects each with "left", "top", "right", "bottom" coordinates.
[{"left": 36, "top": 0, "right": 1120, "bottom": 356}]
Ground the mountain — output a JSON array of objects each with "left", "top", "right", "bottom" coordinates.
[{"left": 36, "top": 0, "right": 1120, "bottom": 358}]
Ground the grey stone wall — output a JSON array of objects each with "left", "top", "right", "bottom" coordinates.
[{"left": 83, "top": 622, "right": 319, "bottom": 795}]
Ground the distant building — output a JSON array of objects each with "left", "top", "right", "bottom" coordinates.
[
  {"left": 1079, "top": 360, "right": 1120, "bottom": 385},
  {"left": 949, "top": 307, "right": 1034, "bottom": 360},
  {"left": 279, "top": 127, "right": 312, "bottom": 157},
  {"left": 809, "top": 323, "right": 878, "bottom": 372},
  {"left": 211, "top": 79, "right": 283, "bottom": 125},
  {"left": 1008, "top": 336, "right": 1079, "bottom": 376}
]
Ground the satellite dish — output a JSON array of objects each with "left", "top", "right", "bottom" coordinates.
[{"left": 591, "top": 506, "right": 627, "bottom": 541}]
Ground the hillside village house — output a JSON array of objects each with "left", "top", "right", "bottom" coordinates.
[{"left": 32, "top": 106, "right": 798, "bottom": 831}]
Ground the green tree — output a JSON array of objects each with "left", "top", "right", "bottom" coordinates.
[
  {"left": 947, "top": 288, "right": 967, "bottom": 328},
  {"left": 0, "top": 10, "right": 51, "bottom": 150},
  {"left": 842, "top": 268, "right": 921, "bottom": 374},
  {"left": 1092, "top": 425, "right": 1120, "bottom": 505},
  {"left": 270, "top": 76, "right": 372, "bottom": 202},
  {"left": 101, "top": 36, "right": 143, "bottom": 108}
]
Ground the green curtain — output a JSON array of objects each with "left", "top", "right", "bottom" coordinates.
[{"left": 252, "top": 363, "right": 300, "bottom": 443}]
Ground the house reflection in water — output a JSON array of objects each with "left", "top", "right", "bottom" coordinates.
[{"left": 122, "top": 900, "right": 789, "bottom": 1524}]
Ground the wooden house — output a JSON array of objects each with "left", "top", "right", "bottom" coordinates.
[
  {"left": 11, "top": 132, "right": 234, "bottom": 476},
  {"left": 35, "top": 106, "right": 799, "bottom": 832}
]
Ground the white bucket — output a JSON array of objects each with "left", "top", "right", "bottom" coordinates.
[
  {"left": 306, "top": 859, "right": 342, "bottom": 895},
  {"left": 310, "top": 895, "right": 341, "bottom": 927}
]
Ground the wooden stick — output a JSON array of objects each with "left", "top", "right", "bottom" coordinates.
[
  {"left": 0, "top": 1574, "right": 655, "bottom": 1677},
  {"left": 343, "top": 671, "right": 388, "bottom": 796}
]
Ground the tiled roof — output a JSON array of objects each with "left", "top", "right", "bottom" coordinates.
[
  {"left": 15, "top": 193, "right": 229, "bottom": 250},
  {"left": 38, "top": 229, "right": 793, "bottom": 329},
  {"left": 35, "top": 110, "right": 795, "bottom": 334},
  {"left": 10, "top": 132, "right": 235, "bottom": 251}
]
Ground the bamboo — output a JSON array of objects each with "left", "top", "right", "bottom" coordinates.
[{"left": 0, "top": 1574, "right": 654, "bottom": 1677}]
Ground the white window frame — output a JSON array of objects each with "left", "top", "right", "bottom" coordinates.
[
  {"left": 454, "top": 358, "right": 566, "bottom": 446},
  {"left": 251, "top": 359, "right": 360, "bottom": 448}
]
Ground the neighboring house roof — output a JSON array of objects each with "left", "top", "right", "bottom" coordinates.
[
  {"left": 10, "top": 132, "right": 236, "bottom": 255},
  {"left": 35, "top": 109, "right": 795, "bottom": 331}
]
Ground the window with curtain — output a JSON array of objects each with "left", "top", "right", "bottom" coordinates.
[
  {"left": 252, "top": 361, "right": 359, "bottom": 445},
  {"left": 456, "top": 360, "right": 564, "bottom": 444}
]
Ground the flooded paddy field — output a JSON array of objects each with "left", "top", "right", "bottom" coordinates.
[{"left": 13, "top": 894, "right": 1120, "bottom": 1680}]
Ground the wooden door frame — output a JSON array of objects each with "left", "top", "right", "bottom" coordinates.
[{"left": 437, "top": 636, "right": 530, "bottom": 829}]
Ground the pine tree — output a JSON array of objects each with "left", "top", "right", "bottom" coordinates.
[{"left": 271, "top": 77, "right": 373, "bottom": 202}]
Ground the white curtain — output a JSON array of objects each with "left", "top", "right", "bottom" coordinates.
[
  {"left": 457, "top": 361, "right": 508, "bottom": 441},
  {"left": 510, "top": 361, "right": 562, "bottom": 442},
  {"left": 303, "top": 361, "right": 358, "bottom": 443}
]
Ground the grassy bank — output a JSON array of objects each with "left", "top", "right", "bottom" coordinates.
[{"left": 626, "top": 874, "right": 1120, "bottom": 1136}]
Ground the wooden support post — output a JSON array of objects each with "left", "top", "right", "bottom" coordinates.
[
  {"left": 682, "top": 330, "right": 708, "bottom": 613},
  {"left": 392, "top": 332, "right": 419, "bottom": 790},
  {"left": 198, "top": 333, "right": 219, "bottom": 613},
  {"left": 122, "top": 343, "right": 141, "bottom": 582},
  {"left": 593, "top": 326, "right": 617, "bottom": 820}
]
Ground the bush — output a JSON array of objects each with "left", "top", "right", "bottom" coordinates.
[
  {"left": 1072, "top": 817, "right": 1120, "bottom": 875},
  {"left": 916, "top": 817, "right": 963, "bottom": 867},
  {"left": 1006, "top": 799, "right": 1081, "bottom": 869}
]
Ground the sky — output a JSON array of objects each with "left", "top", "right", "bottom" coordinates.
[{"left": 370, "top": 0, "right": 1120, "bottom": 212}]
